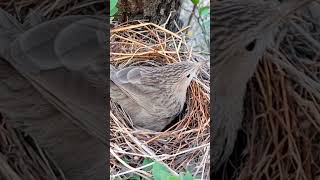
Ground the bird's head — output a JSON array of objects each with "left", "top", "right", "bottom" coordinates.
[
  {"left": 213, "top": 0, "right": 315, "bottom": 74},
  {"left": 161, "top": 61, "right": 205, "bottom": 105},
  {"left": 145, "top": 61, "right": 205, "bottom": 91},
  {"left": 168, "top": 61, "right": 205, "bottom": 92}
]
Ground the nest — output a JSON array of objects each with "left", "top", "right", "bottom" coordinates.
[
  {"left": 110, "top": 21, "right": 210, "bottom": 179},
  {"left": 0, "top": 116, "right": 65, "bottom": 180}
]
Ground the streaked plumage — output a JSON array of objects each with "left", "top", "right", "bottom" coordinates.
[{"left": 111, "top": 61, "right": 203, "bottom": 131}]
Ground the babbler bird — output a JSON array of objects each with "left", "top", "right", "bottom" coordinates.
[
  {"left": 212, "top": 0, "right": 315, "bottom": 170},
  {"left": 110, "top": 61, "right": 204, "bottom": 131},
  {"left": 0, "top": 9, "right": 107, "bottom": 180}
]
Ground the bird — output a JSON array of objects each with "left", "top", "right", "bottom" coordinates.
[
  {"left": 0, "top": 9, "right": 108, "bottom": 180},
  {"left": 110, "top": 61, "right": 204, "bottom": 131},
  {"left": 212, "top": 0, "right": 316, "bottom": 171}
]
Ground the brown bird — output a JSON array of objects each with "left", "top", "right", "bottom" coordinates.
[
  {"left": 0, "top": 9, "right": 107, "bottom": 180},
  {"left": 212, "top": 0, "right": 315, "bottom": 170},
  {"left": 110, "top": 61, "right": 204, "bottom": 131}
]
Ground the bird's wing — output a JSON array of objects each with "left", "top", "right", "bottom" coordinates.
[
  {"left": 0, "top": 59, "right": 107, "bottom": 180},
  {"left": 0, "top": 9, "right": 107, "bottom": 179},
  {"left": 111, "top": 66, "right": 164, "bottom": 116},
  {"left": 6, "top": 14, "right": 108, "bottom": 143}
]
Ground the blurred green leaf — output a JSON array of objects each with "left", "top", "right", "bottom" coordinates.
[
  {"left": 142, "top": 158, "right": 153, "bottom": 171},
  {"left": 199, "top": 6, "right": 209, "bottom": 17},
  {"left": 110, "top": 0, "right": 118, "bottom": 18},
  {"left": 152, "top": 162, "right": 173, "bottom": 180},
  {"left": 129, "top": 175, "right": 140, "bottom": 180},
  {"left": 191, "top": 0, "right": 199, "bottom": 5},
  {"left": 168, "top": 176, "right": 180, "bottom": 180},
  {"left": 150, "top": 162, "right": 195, "bottom": 180},
  {"left": 110, "top": 0, "right": 118, "bottom": 10},
  {"left": 179, "top": 171, "right": 194, "bottom": 180},
  {"left": 110, "top": 6, "right": 118, "bottom": 17}
]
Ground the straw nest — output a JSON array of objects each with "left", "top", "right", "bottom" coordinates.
[
  {"left": 110, "top": 21, "right": 210, "bottom": 179},
  {"left": 0, "top": 116, "right": 65, "bottom": 180}
]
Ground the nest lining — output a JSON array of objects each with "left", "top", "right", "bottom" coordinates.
[{"left": 110, "top": 21, "right": 210, "bottom": 179}]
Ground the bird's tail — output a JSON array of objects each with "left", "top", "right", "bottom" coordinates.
[{"left": 0, "top": 8, "right": 23, "bottom": 58}]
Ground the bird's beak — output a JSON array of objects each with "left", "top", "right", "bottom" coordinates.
[
  {"left": 190, "top": 61, "right": 207, "bottom": 77},
  {"left": 196, "top": 60, "right": 208, "bottom": 71}
]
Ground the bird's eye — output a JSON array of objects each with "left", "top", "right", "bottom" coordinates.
[
  {"left": 245, "top": 39, "right": 256, "bottom": 51},
  {"left": 186, "top": 74, "right": 190, "bottom": 78}
]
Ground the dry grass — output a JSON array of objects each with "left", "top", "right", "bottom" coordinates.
[
  {"left": 0, "top": 0, "right": 106, "bottom": 20},
  {"left": 0, "top": 116, "right": 65, "bottom": 180},
  {"left": 110, "top": 21, "right": 210, "bottom": 179}
]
